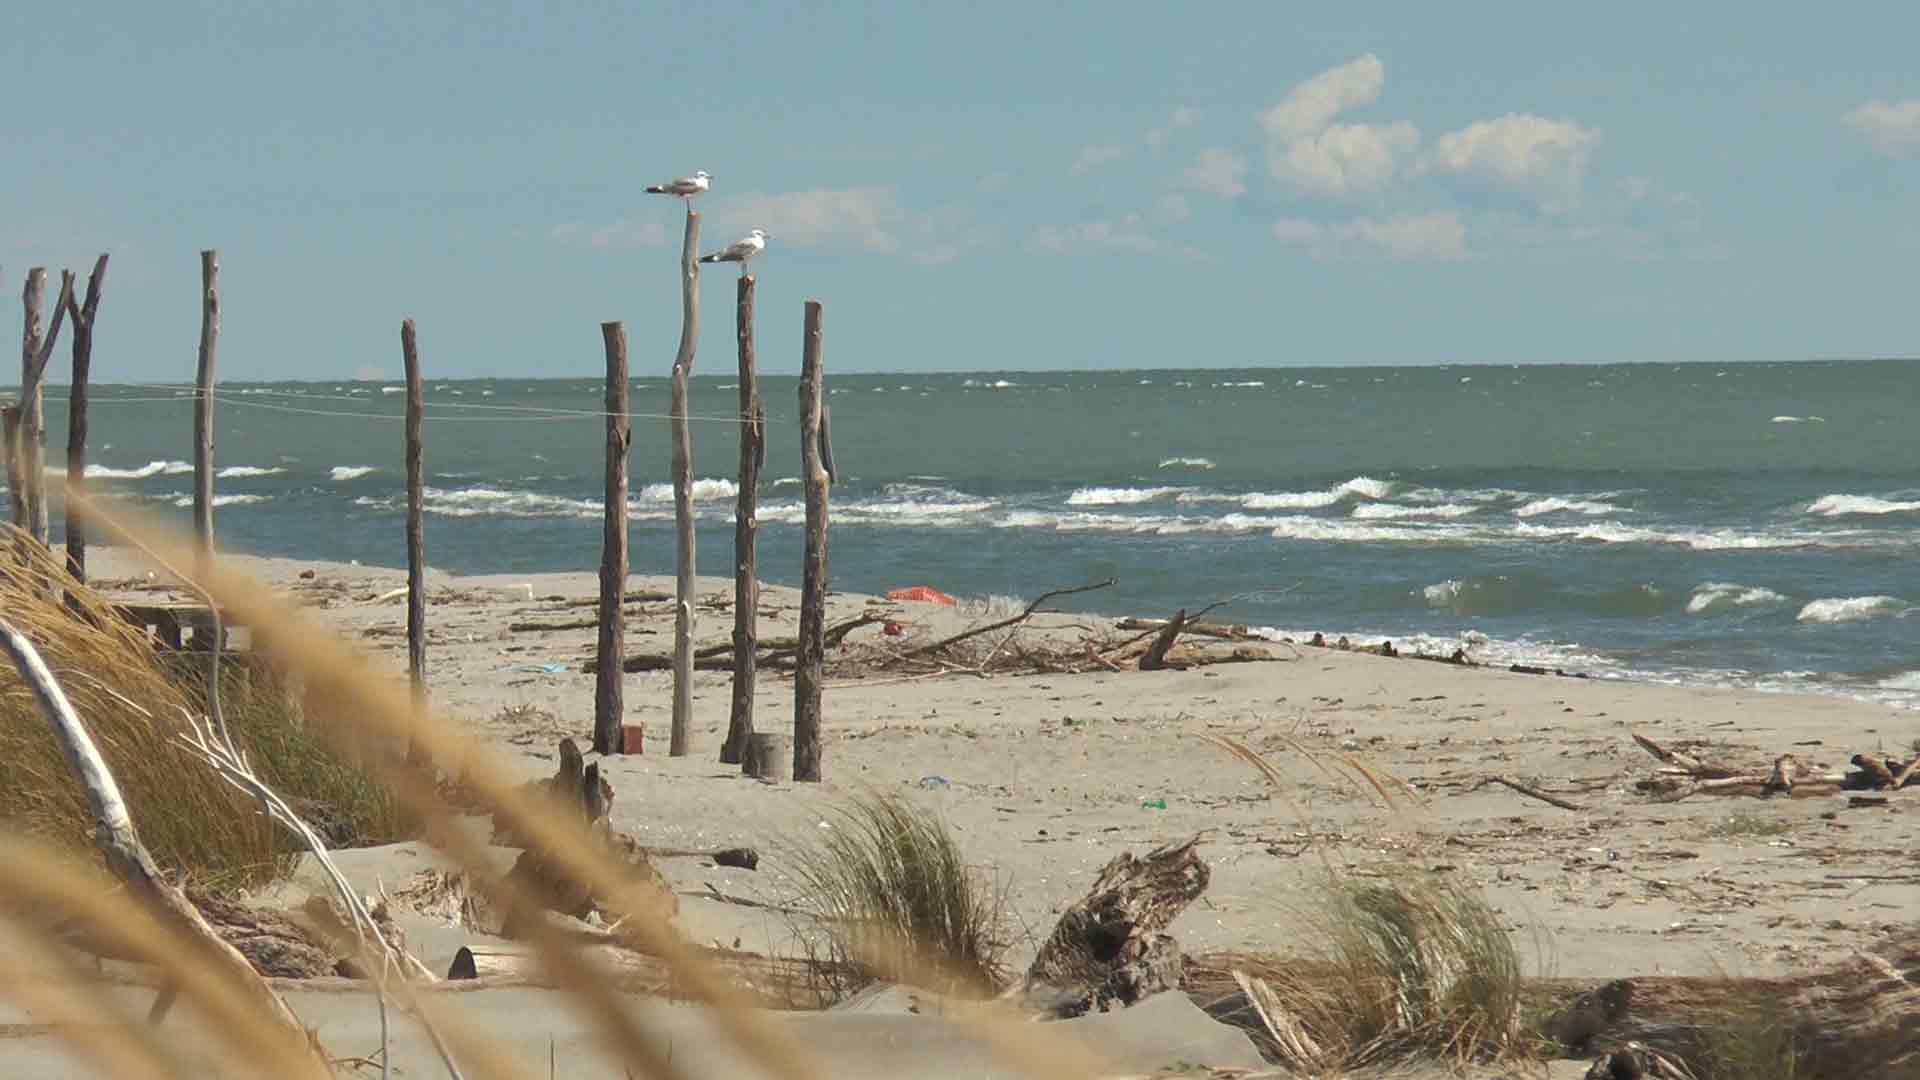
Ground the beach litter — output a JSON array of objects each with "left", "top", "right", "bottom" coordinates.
[{"left": 887, "top": 585, "right": 957, "bottom": 605}]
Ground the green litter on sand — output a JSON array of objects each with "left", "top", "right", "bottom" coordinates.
[{"left": 1141, "top": 798, "right": 1167, "bottom": 810}]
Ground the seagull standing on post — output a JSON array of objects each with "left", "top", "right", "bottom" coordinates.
[
  {"left": 699, "top": 229, "right": 769, "bottom": 276},
  {"left": 645, "top": 170, "right": 710, "bottom": 201}
]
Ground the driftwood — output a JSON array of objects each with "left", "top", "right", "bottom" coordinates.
[
  {"left": 193, "top": 251, "right": 219, "bottom": 561},
  {"left": 63, "top": 255, "right": 107, "bottom": 583},
  {"left": 19, "top": 268, "right": 75, "bottom": 546},
  {"left": 1114, "top": 617, "right": 1258, "bottom": 641},
  {"left": 1545, "top": 937, "right": 1920, "bottom": 1077},
  {"left": 1020, "top": 834, "right": 1209, "bottom": 1018},
  {"left": 794, "top": 299, "right": 827, "bottom": 782},
  {"left": 1137, "top": 608, "right": 1188, "bottom": 671},
  {"left": 1480, "top": 775, "right": 1587, "bottom": 812},
  {"left": 402, "top": 319, "right": 427, "bottom": 764},
  {"left": 898, "top": 579, "right": 1116, "bottom": 661},
  {"left": 1630, "top": 732, "right": 1914, "bottom": 800},
  {"left": 669, "top": 207, "right": 701, "bottom": 758}
]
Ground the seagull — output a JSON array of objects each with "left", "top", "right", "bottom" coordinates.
[
  {"left": 699, "top": 229, "right": 768, "bottom": 275},
  {"left": 645, "top": 170, "right": 710, "bottom": 200}
]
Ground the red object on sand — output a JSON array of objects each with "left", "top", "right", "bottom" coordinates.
[
  {"left": 887, "top": 586, "right": 957, "bottom": 605},
  {"left": 883, "top": 620, "right": 905, "bottom": 636}
]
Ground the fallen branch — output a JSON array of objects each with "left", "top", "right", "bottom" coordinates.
[
  {"left": 1138, "top": 608, "right": 1188, "bottom": 672},
  {"left": 1480, "top": 775, "right": 1586, "bottom": 812},
  {"left": 898, "top": 578, "right": 1114, "bottom": 661}
]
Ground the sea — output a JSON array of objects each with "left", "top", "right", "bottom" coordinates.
[{"left": 27, "top": 358, "right": 1920, "bottom": 711}]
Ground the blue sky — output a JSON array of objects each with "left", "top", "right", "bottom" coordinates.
[{"left": 5, "top": 2, "right": 1917, "bottom": 380}]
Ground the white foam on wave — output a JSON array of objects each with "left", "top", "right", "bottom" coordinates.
[
  {"left": 1216, "top": 380, "right": 1265, "bottom": 388},
  {"left": 637, "top": 478, "right": 740, "bottom": 502},
  {"left": 1686, "top": 582, "right": 1789, "bottom": 615},
  {"left": 1807, "top": 494, "right": 1920, "bottom": 517},
  {"left": 86, "top": 460, "right": 193, "bottom": 480},
  {"left": 170, "top": 493, "right": 268, "bottom": 508},
  {"left": 386, "top": 486, "right": 602, "bottom": 519},
  {"left": 1513, "top": 521, "right": 1825, "bottom": 551},
  {"left": 1157, "top": 457, "right": 1216, "bottom": 470},
  {"left": 1514, "top": 497, "right": 1621, "bottom": 517},
  {"left": 1350, "top": 502, "right": 1477, "bottom": 520},
  {"left": 330, "top": 465, "right": 378, "bottom": 481},
  {"left": 1423, "top": 580, "right": 1464, "bottom": 607},
  {"left": 1879, "top": 671, "right": 1920, "bottom": 693},
  {"left": 217, "top": 465, "right": 286, "bottom": 478},
  {"left": 1771, "top": 415, "right": 1826, "bottom": 424},
  {"left": 1066, "top": 486, "right": 1182, "bottom": 506},
  {"left": 1240, "top": 475, "right": 1393, "bottom": 510},
  {"left": 772, "top": 477, "right": 801, "bottom": 488},
  {"left": 1796, "top": 596, "right": 1911, "bottom": 624},
  {"left": 1269, "top": 516, "right": 1468, "bottom": 544}
]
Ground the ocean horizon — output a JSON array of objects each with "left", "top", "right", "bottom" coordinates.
[{"left": 22, "top": 357, "right": 1920, "bottom": 712}]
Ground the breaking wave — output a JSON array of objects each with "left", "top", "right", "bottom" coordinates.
[
  {"left": 1066, "top": 486, "right": 1182, "bottom": 506},
  {"left": 87, "top": 460, "right": 193, "bottom": 480},
  {"left": 330, "top": 465, "right": 378, "bottom": 481},
  {"left": 217, "top": 465, "right": 286, "bottom": 478},
  {"left": 1806, "top": 494, "right": 1920, "bottom": 517},
  {"left": 1514, "top": 497, "right": 1621, "bottom": 517},
  {"left": 637, "top": 478, "right": 740, "bottom": 502},
  {"left": 1157, "top": 457, "right": 1216, "bottom": 470},
  {"left": 1796, "top": 596, "right": 1911, "bottom": 624},
  {"left": 1687, "top": 582, "right": 1789, "bottom": 615}
]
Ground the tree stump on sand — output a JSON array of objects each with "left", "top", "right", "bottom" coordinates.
[
  {"left": 1020, "top": 834, "right": 1209, "bottom": 1017},
  {"left": 499, "top": 739, "right": 675, "bottom": 937},
  {"left": 743, "top": 732, "right": 791, "bottom": 782}
]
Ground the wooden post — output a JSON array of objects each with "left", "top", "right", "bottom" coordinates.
[
  {"left": 19, "top": 268, "right": 73, "bottom": 547},
  {"left": 63, "top": 255, "right": 108, "bottom": 583},
  {"left": 721, "top": 274, "right": 761, "bottom": 765},
  {"left": 669, "top": 207, "right": 701, "bottom": 757},
  {"left": 2, "top": 405, "right": 21, "bottom": 528},
  {"left": 793, "top": 300, "right": 828, "bottom": 782},
  {"left": 401, "top": 319, "right": 427, "bottom": 762},
  {"left": 593, "top": 322, "right": 631, "bottom": 756},
  {"left": 193, "top": 251, "right": 220, "bottom": 564}
]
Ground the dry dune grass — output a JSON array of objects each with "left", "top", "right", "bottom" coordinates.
[
  {"left": 0, "top": 495, "right": 1117, "bottom": 1079},
  {"left": 0, "top": 533, "right": 402, "bottom": 890}
]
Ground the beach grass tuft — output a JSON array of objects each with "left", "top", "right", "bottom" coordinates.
[
  {"left": 785, "top": 790, "right": 1012, "bottom": 995},
  {"left": 0, "top": 530, "right": 404, "bottom": 890}
]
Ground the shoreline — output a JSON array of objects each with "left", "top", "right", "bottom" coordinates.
[{"left": 82, "top": 544, "right": 1920, "bottom": 982}]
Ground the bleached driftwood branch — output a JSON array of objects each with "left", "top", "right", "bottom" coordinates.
[{"left": 0, "top": 620, "right": 318, "bottom": 1060}]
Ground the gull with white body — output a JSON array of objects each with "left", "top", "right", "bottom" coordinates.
[
  {"left": 699, "top": 229, "right": 769, "bottom": 275},
  {"left": 645, "top": 170, "right": 710, "bottom": 200}
]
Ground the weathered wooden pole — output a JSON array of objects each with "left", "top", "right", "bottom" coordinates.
[
  {"left": 669, "top": 207, "right": 701, "bottom": 757},
  {"left": 401, "top": 319, "right": 427, "bottom": 760},
  {"left": 2, "top": 405, "right": 22, "bottom": 527},
  {"left": 794, "top": 300, "right": 828, "bottom": 782},
  {"left": 721, "top": 274, "right": 762, "bottom": 765},
  {"left": 193, "top": 251, "right": 220, "bottom": 564},
  {"left": 593, "top": 321, "right": 631, "bottom": 756},
  {"left": 63, "top": 255, "right": 108, "bottom": 583},
  {"left": 20, "top": 268, "right": 73, "bottom": 547}
]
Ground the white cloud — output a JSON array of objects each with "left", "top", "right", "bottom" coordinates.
[
  {"left": 1154, "top": 193, "right": 1191, "bottom": 226},
  {"left": 1147, "top": 106, "right": 1202, "bottom": 152},
  {"left": 1030, "top": 221, "right": 1157, "bottom": 255},
  {"left": 1845, "top": 99, "right": 1920, "bottom": 156},
  {"left": 1178, "top": 147, "right": 1248, "bottom": 197},
  {"left": 1260, "top": 55, "right": 1419, "bottom": 196},
  {"left": 1070, "top": 144, "right": 1129, "bottom": 176},
  {"left": 1272, "top": 121, "right": 1419, "bottom": 196},
  {"left": 1260, "top": 54, "right": 1386, "bottom": 141},
  {"left": 1428, "top": 113, "right": 1600, "bottom": 209},
  {"left": 1271, "top": 211, "right": 1467, "bottom": 261},
  {"left": 708, "top": 187, "right": 910, "bottom": 252}
]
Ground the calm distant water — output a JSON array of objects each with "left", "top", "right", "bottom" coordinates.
[{"left": 33, "top": 360, "right": 1920, "bottom": 710}]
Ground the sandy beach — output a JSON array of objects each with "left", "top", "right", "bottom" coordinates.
[{"left": 84, "top": 546, "right": 1920, "bottom": 984}]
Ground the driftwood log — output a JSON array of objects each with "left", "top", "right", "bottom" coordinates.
[
  {"left": 1137, "top": 608, "right": 1189, "bottom": 671},
  {"left": 1020, "top": 834, "right": 1209, "bottom": 1018},
  {"left": 1631, "top": 732, "right": 1920, "bottom": 800}
]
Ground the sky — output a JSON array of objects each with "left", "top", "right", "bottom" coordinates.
[{"left": 4, "top": 2, "right": 1918, "bottom": 381}]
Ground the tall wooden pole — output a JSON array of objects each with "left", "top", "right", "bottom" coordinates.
[
  {"left": 63, "top": 255, "right": 108, "bottom": 583},
  {"left": 2, "top": 406, "right": 22, "bottom": 528},
  {"left": 193, "top": 251, "right": 220, "bottom": 565},
  {"left": 19, "top": 268, "right": 71, "bottom": 548},
  {"left": 401, "top": 319, "right": 427, "bottom": 761},
  {"left": 794, "top": 300, "right": 828, "bottom": 783},
  {"left": 593, "top": 321, "right": 631, "bottom": 756},
  {"left": 721, "top": 274, "right": 762, "bottom": 765},
  {"left": 669, "top": 207, "right": 701, "bottom": 757}
]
